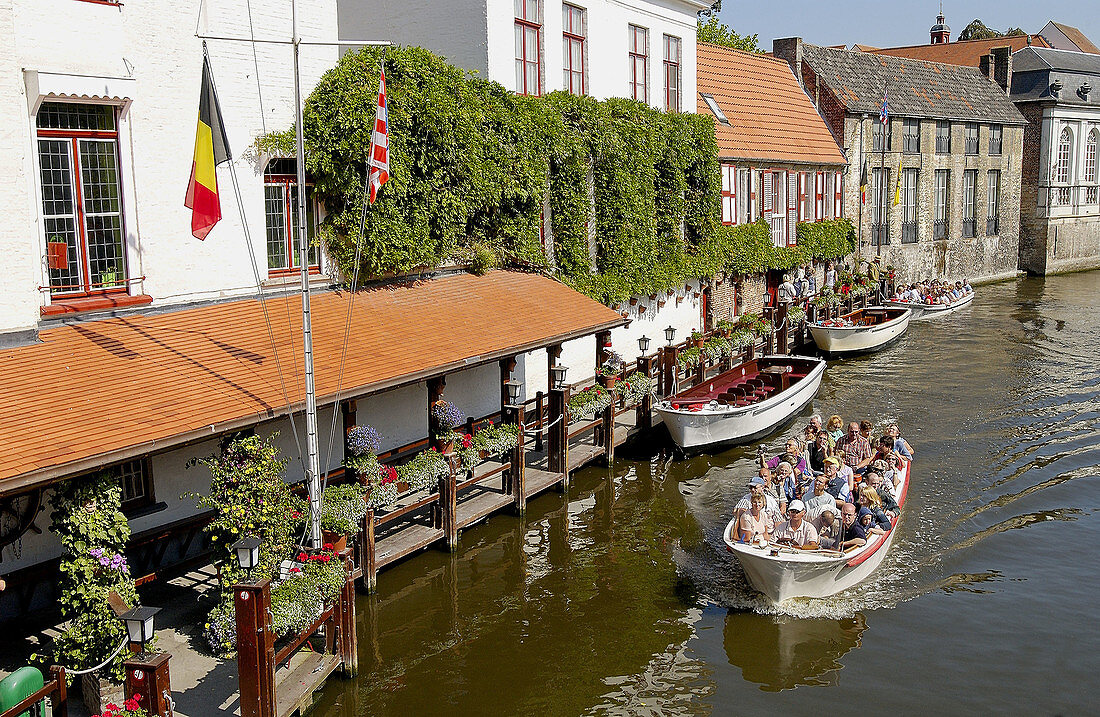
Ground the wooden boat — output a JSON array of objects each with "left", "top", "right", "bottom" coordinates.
[
  {"left": 883, "top": 290, "right": 974, "bottom": 320},
  {"left": 654, "top": 355, "right": 826, "bottom": 450},
  {"left": 808, "top": 307, "right": 911, "bottom": 354},
  {"left": 723, "top": 460, "right": 911, "bottom": 602}
]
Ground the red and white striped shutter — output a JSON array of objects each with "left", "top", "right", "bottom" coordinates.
[
  {"left": 815, "top": 172, "right": 824, "bottom": 220},
  {"left": 788, "top": 171, "right": 798, "bottom": 245},
  {"left": 749, "top": 168, "right": 756, "bottom": 220},
  {"left": 720, "top": 164, "right": 733, "bottom": 224},
  {"left": 834, "top": 171, "right": 843, "bottom": 217}
]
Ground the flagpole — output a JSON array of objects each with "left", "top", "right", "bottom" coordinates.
[
  {"left": 857, "top": 114, "right": 866, "bottom": 264},
  {"left": 878, "top": 81, "right": 888, "bottom": 259},
  {"left": 292, "top": 0, "right": 323, "bottom": 550}
]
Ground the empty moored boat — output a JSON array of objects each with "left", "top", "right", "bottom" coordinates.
[
  {"left": 723, "top": 460, "right": 911, "bottom": 602},
  {"left": 655, "top": 355, "right": 826, "bottom": 450},
  {"left": 808, "top": 307, "right": 911, "bottom": 354},
  {"left": 883, "top": 290, "right": 973, "bottom": 320}
]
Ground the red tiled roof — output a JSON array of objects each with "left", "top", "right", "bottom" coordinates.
[
  {"left": 0, "top": 271, "right": 625, "bottom": 492},
  {"left": 1047, "top": 22, "right": 1100, "bottom": 54},
  {"left": 696, "top": 43, "right": 846, "bottom": 166},
  {"left": 867, "top": 35, "right": 1050, "bottom": 66}
]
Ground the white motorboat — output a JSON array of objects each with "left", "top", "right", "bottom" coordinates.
[
  {"left": 655, "top": 355, "right": 826, "bottom": 450},
  {"left": 883, "top": 290, "right": 973, "bottom": 320},
  {"left": 808, "top": 307, "right": 911, "bottom": 354},
  {"left": 723, "top": 461, "right": 911, "bottom": 602}
]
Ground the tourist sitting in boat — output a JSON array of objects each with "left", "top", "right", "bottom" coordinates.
[
  {"left": 857, "top": 486, "right": 894, "bottom": 530},
  {"left": 807, "top": 429, "right": 830, "bottom": 475},
  {"left": 863, "top": 471, "right": 898, "bottom": 517},
  {"left": 963, "top": 279, "right": 972, "bottom": 292},
  {"left": 859, "top": 420, "right": 875, "bottom": 442},
  {"left": 737, "top": 492, "right": 775, "bottom": 544},
  {"left": 822, "top": 457, "right": 853, "bottom": 503},
  {"left": 761, "top": 438, "right": 811, "bottom": 480},
  {"left": 813, "top": 505, "right": 841, "bottom": 549},
  {"left": 838, "top": 503, "right": 867, "bottom": 549},
  {"left": 804, "top": 476, "right": 838, "bottom": 519},
  {"left": 825, "top": 414, "right": 844, "bottom": 448},
  {"left": 872, "top": 437, "right": 904, "bottom": 474},
  {"left": 773, "top": 500, "right": 820, "bottom": 549},
  {"left": 733, "top": 475, "right": 782, "bottom": 524},
  {"left": 836, "top": 422, "right": 873, "bottom": 474},
  {"left": 887, "top": 423, "right": 914, "bottom": 460},
  {"left": 857, "top": 506, "right": 888, "bottom": 536},
  {"left": 801, "top": 423, "right": 818, "bottom": 448}
]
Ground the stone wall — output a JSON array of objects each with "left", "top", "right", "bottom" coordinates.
[{"left": 1017, "top": 102, "right": 1050, "bottom": 273}]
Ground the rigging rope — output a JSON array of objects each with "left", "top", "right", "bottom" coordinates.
[
  {"left": 63, "top": 639, "right": 127, "bottom": 676},
  {"left": 245, "top": 0, "right": 267, "bottom": 134}
]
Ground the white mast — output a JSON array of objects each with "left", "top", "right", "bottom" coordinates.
[{"left": 291, "top": 0, "right": 323, "bottom": 548}]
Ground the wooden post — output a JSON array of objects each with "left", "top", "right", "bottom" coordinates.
[
  {"left": 595, "top": 330, "right": 612, "bottom": 371},
  {"left": 659, "top": 346, "right": 678, "bottom": 397},
  {"left": 125, "top": 652, "right": 172, "bottom": 717},
  {"left": 440, "top": 453, "right": 459, "bottom": 550},
  {"left": 50, "top": 666, "right": 68, "bottom": 717},
  {"left": 235, "top": 580, "right": 275, "bottom": 717},
  {"left": 336, "top": 551, "right": 358, "bottom": 677},
  {"left": 427, "top": 376, "right": 447, "bottom": 452},
  {"left": 693, "top": 358, "right": 705, "bottom": 387},
  {"left": 503, "top": 405, "right": 526, "bottom": 514},
  {"left": 600, "top": 388, "right": 616, "bottom": 467},
  {"left": 635, "top": 355, "right": 656, "bottom": 430},
  {"left": 499, "top": 356, "right": 517, "bottom": 413},
  {"left": 534, "top": 390, "right": 545, "bottom": 452},
  {"left": 548, "top": 387, "right": 569, "bottom": 489},
  {"left": 776, "top": 303, "right": 789, "bottom": 355},
  {"left": 341, "top": 400, "right": 356, "bottom": 467},
  {"left": 357, "top": 509, "right": 376, "bottom": 594}
]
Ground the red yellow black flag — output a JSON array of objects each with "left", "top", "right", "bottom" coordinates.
[{"left": 184, "top": 55, "right": 231, "bottom": 240}]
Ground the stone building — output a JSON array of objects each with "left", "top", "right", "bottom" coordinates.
[
  {"left": 773, "top": 38, "right": 1026, "bottom": 283},
  {"left": 696, "top": 42, "right": 846, "bottom": 321},
  {"left": 1010, "top": 47, "right": 1100, "bottom": 274}
]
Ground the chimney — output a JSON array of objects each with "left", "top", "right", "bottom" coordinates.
[
  {"left": 772, "top": 37, "right": 803, "bottom": 79},
  {"left": 991, "top": 46, "right": 1013, "bottom": 94}
]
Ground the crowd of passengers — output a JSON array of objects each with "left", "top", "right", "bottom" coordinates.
[
  {"left": 891, "top": 279, "right": 972, "bottom": 305},
  {"left": 733, "top": 416, "right": 915, "bottom": 551}
]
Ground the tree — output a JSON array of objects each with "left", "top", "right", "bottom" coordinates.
[
  {"left": 958, "top": 19, "right": 1028, "bottom": 41},
  {"left": 697, "top": 16, "right": 761, "bottom": 53}
]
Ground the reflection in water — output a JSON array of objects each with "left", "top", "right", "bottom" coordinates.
[{"left": 723, "top": 611, "right": 867, "bottom": 691}]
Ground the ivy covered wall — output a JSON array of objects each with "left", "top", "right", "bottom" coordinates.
[{"left": 279, "top": 46, "right": 854, "bottom": 304}]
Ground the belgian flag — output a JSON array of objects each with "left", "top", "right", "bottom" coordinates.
[{"left": 185, "top": 56, "right": 231, "bottom": 240}]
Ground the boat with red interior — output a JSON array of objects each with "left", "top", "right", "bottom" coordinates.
[
  {"left": 655, "top": 355, "right": 826, "bottom": 450},
  {"left": 808, "top": 306, "right": 911, "bottom": 354}
]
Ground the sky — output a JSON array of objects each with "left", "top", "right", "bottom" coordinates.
[{"left": 715, "top": 1, "right": 1100, "bottom": 52}]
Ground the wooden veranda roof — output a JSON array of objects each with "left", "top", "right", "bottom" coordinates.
[{"left": 0, "top": 270, "right": 625, "bottom": 493}]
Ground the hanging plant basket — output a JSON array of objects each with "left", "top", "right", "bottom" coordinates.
[
  {"left": 657, "top": 300, "right": 666, "bottom": 308},
  {"left": 693, "top": 292, "right": 701, "bottom": 299},
  {"left": 629, "top": 297, "right": 639, "bottom": 306},
  {"left": 638, "top": 304, "right": 647, "bottom": 314},
  {"left": 648, "top": 293, "right": 658, "bottom": 300}
]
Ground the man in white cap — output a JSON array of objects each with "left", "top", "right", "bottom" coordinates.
[{"left": 773, "top": 500, "right": 820, "bottom": 549}]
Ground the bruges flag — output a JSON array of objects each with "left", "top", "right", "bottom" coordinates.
[{"left": 185, "top": 56, "right": 231, "bottom": 240}]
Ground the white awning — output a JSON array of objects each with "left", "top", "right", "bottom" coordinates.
[{"left": 23, "top": 70, "right": 136, "bottom": 115}]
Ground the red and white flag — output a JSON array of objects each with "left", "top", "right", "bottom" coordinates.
[{"left": 368, "top": 66, "right": 389, "bottom": 203}]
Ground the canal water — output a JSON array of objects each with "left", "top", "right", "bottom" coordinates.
[{"left": 314, "top": 271, "right": 1100, "bottom": 715}]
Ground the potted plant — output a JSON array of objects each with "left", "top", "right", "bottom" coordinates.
[
  {"left": 320, "top": 482, "right": 368, "bottom": 551},
  {"left": 429, "top": 400, "right": 464, "bottom": 452},
  {"left": 690, "top": 330, "right": 704, "bottom": 348},
  {"left": 46, "top": 236, "right": 68, "bottom": 270},
  {"left": 596, "top": 351, "right": 624, "bottom": 388},
  {"left": 345, "top": 425, "right": 382, "bottom": 481}
]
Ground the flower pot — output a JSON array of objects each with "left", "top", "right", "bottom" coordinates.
[
  {"left": 47, "top": 241, "right": 68, "bottom": 270},
  {"left": 628, "top": 297, "right": 638, "bottom": 306},
  {"left": 648, "top": 293, "right": 658, "bottom": 300},
  {"left": 597, "top": 375, "right": 618, "bottom": 389},
  {"left": 657, "top": 300, "right": 666, "bottom": 308},
  {"left": 82, "top": 674, "right": 125, "bottom": 716},
  {"left": 396, "top": 480, "right": 410, "bottom": 493},
  {"left": 638, "top": 304, "right": 647, "bottom": 314},
  {"left": 692, "top": 337, "right": 704, "bottom": 348},
  {"left": 321, "top": 530, "right": 348, "bottom": 552}
]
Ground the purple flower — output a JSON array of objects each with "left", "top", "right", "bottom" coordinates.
[
  {"left": 430, "top": 401, "right": 465, "bottom": 432},
  {"left": 347, "top": 425, "right": 382, "bottom": 456}
]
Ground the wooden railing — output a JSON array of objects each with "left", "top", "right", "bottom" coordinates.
[{"left": 0, "top": 666, "right": 67, "bottom": 717}]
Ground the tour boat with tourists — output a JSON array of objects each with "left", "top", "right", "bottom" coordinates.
[
  {"left": 807, "top": 307, "right": 911, "bottom": 354},
  {"left": 655, "top": 355, "right": 826, "bottom": 450},
  {"left": 723, "top": 459, "right": 911, "bottom": 602},
  {"left": 883, "top": 290, "right": 974, "bottom": 320}
]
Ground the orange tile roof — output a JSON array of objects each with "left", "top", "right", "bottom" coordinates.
[
  {"left": 0, "top": 271, "right": 625, "bottom": 493},
  {"left": 867, "top": 35, "right": 1050, "bottom": 67},
  {"left": 1047, "top": 22, "right": 1100, "bottom": 54},
  {"left": 696, "top": 43, "right": 846, "bottom": 167}
]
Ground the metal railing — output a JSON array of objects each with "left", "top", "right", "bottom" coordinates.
[
  {"left": 986, "top": 217, "right": 1000, "bottom": 236},
  {"left": 933, "top": 219, "right": 947, "bottom": 240},
  {"left": 961, "top": 218, "right": 977, "bottom": 238},
  {"left": 901, "top": 221, "right": 919, "bottom": 243},
  {"left": 870, "top": 222, "right": 890, "bottom": 246}
]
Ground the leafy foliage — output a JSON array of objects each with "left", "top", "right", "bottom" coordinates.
[
  {"left": 48, "top": 472, "right": 139, "bottom": 682},
  {"left": 697, "top": 16, "right": 761, "bottom": 53},
  {"left": 320, "top": 482, "right": 368, "bottom": 535},
  {"left": 958, "top": 19, "right": 1027, "bottom": 41}
]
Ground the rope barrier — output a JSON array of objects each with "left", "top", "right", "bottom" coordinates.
[
  {"left": 521, "top": 414, "right": 564, "bottom": 435},
  {"left": 63, "top": 638, "right": 128, "bottom": 676}
]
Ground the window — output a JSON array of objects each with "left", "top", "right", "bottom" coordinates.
[
  {"left": 515, "top": 0, "right": 542, "bottom": 96},
  {"left": 989, "top": 124, "right": 1003, "bottom": 155},
  {"left": 37, "top": 102, "right": 127, "bottom": 297},
  {"left": 903, "top": 119, "right": 920, "bottom": 154},
  {"left": 118, "top": 459, "right": 154, "bottom": 514},
  {"left": 901, "top": 168, "right": 919, "bottom": 243},
  {"left": 964, "top": 122, "right": 979, "bottom": 155},
  {"left": 1054, "top": 127, "right": 1073, "bottom": 206},
  {"left": 934, "top": 170, "right": 949, "bottom": 239},
  {"left": 737, "top": 169, "right": 750, "bottom": 223},
  {"left": 871, "top": 167, "right": 889, "bottom": 245},
  {"left": 700, "top": 94, "right": 729, "bottom": 126},
  {"left": 987, "top": 170, "right": 1001, "bottom": 235},
  {"left": 962, "top": 169, "right": 978, "bottom": 237},
  {"left": 1085, "top": 130, "right": 1098, "bottom": 204},
  {"left": 764, "top": 171, "right": 786, "bottom": 246},
  {"left": 800, "top": 172, "right": 812, "bottom": 221},
  {"left": 629, "top": 25, "right": 648, "bottom": 103},
  {"left": 872, "top": 119, "right": 891, "bottom": 152},
  {"left": 562, "top": 4, "right": 585, "bottom": 96},
  {"left": 663, "top": 35, "right": 681, "bottom": 112},
  {"left": 936, "top": 121, "right": 951, "bottom": 154},
  {"left": 833, "top": 172, "right": 843, "bottom": 218},
  {"left": 721, "top": 163, "right": 736, "bottom": 225},
  {"left": 264, "top": 159, "right": 319, "bottom": 274}
]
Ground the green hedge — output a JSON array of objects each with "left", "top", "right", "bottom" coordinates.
[{"left": 289, "top": 46, "right": 852, "bottom": 303}]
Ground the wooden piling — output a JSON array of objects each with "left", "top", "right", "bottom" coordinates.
[
  {"left": 357, "top": 509, "right": 376, "bottom": 594},
  {"left": 235, "top": 580, "right": 276, "bottom": 717},
  {"left": 440, "top": 454, "right": 459, "bottom": 551},
  {"left": 504, "top": 405, "right": 526, "bottom": 514},
  {"left": 548, "top": 387, "right": 569, "bottom": 490}
]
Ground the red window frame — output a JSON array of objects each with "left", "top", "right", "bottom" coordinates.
[
  {"left": 37, "top": 107, "right": 130, "bottom": 300},
  {"left": 563, "top": 4, "right": 585, "bottom": 96},
  {"left": 664, "top": 35, "right": 681, "bottom": 112},
  {"left": 515, "top": 0, "right": 542, "bottom": 97},
  {"left": 264, "top": 168, "right": 321, "bottom": 278},
  {"left": 629, "top": 25, "right": 648, "bottom": 104}
]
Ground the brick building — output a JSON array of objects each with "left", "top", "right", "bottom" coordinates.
[
  {"left": 774, "top": 38, "right": 1026, "bottom": 283},
  {"left": 696, "top": 42, "right": 847, "bottom": 320}
]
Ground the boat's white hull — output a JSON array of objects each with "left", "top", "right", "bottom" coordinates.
[
  {"left": 883, "top": 291, "right": 973, "bottom": 320},
  {"left": 655, "top": 357, "right": 826, "bottom": 449},
  {"left": 808, "top": 309, "right": 911, "bottom": 354},
  {"left": 724, "top": 463, "right": 910, "bottom": 602}
]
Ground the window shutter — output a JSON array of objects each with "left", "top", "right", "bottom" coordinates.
[
  {"left": 762, "top": 171, "right": 772, "bottom": 217},
  {"left": 788, "top": 171, "right": 798, "bottom": 245},
  {"left": 834, "top": 172, "right": 842, "bottom": 217},
  {"left": 815, "top": 172, "right": 824, "bottom": 220}
]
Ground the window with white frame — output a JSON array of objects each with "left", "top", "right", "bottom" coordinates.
[
  {"left": 562, "top": 4, "right": 585, "bottom": 96},
  {"left": 117, "top": 458, "right": 154, "bottom": 513},
  {"left": 936, "top": 120, "right": 951, "bottom": 154},
  {"left": 737, "top": 169, "right": 750, "bottom": 223},
  {"left": 721, "top": 163, "right": 735, "bottom": 224},
  {"left": 1054, "top": 126, "right": 1073, "bottom": 206},
  {"left": 901, "top": 168, "right": 918, "bottom": 243},
  {"left": 663, "top": 35, "right": 681, "bottom": 112},
  {"left": 934, "top": 169, "right": 949, "bottom": 239},
  {"left": 800, "top": 172, "right": 812, "bottom": 221},
  {"left": 37, "top": 102, "right": 128, "bottom": 297},
  {"left": 264, "top": 159, "right": 319, "bottom": 274},
  {"left": 872, "top": 119, "right": 891, "bottom": 152},
  {"left": 987, "top": 170, "right": 1001, "bottom": 235},
  {"left": 1085, "top": 129, "right": 1098, "bottom": 204},
  {"left": 962, "top": 169, "right": 978, "bottom": 237},
  {"left": 766, "top": 171, "right": 786, "bottom": 247},
  {"left": 833, "top": 172, "right": 842, "bottom": 218},
  {"left": 871, "top": 167, "right": 889, "bottom": 245},
  {"left": 515, "top": 0, "right": 542, "bottom": 96},
  {"left": 989, "top": 124, "right": 1003, "bottom": 155},
  {"left": 629, "top": 25, "right": 648, "bottom": 103},
  {"left": 964, "top": 122, "right": 980, "bottom": 155},
  {"left": 902, "top": 119, "right": 920, "bottom": 154}
]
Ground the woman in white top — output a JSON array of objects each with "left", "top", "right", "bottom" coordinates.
[{"left": 737, "top": 493, "right": 774, "bottom": 543}]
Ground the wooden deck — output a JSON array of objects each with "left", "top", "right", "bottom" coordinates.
[{"left": 275, "top": 651, "right": 341, "bottom": 717}]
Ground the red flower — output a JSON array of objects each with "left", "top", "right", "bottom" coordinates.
[
  {"left": 289, "top": 567, "right": 301, "bottom": 573},
  {"left": 125, "top": 698, "right": 139, "bottom": 710},
  {"left": 133, "top": 695, "right": 142, "bottom": 703},
  {"left": 323, "top": 542, "right": 333, "bottom": 550},
  {"left": 461, "top": 434, "right": 473, "bottom": 448},
  {"left": 297, "top": 552, "right": 307, "bottom": 561}
]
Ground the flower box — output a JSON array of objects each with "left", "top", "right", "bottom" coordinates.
[
  {"left": 321, "top": 530, "right": 348, "bottom": 553},
  {"left": 82, "top": 673, "right": 125, "bottom": 716}
]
